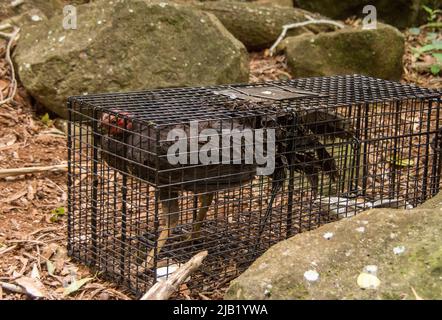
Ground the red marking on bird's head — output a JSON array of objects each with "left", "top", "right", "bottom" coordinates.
[{"left": 100, "top": 109, "right": 133, "bottom": 136}]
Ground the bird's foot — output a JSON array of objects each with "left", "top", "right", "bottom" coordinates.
[{"left": 145, "top": 253, "right": 154, "bottom": 270}]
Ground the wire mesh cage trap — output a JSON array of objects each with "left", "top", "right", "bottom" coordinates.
[{"left": 67, "top": 75, "right": 441, "bottom": 298}]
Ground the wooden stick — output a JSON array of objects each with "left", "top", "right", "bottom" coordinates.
[
  {"left": 140, "top": 251, "right": 208, "bottom": 300},
  {"left": 269, "top": 16, "right": 345, "bottom": 55},
  {"left": 10, "top": 0, "right": 25, "bottom": 7},
  {"left": 0, "top": 164, "right": 68, "bottom": 179},
  {"left": 6, "top": 239, "right": 46, "bottom": 245},
  {"left": 0, "top": 27, "right": 20, "bottom": 106},
  {"left": 0, "top": 245, "right": 17, "bottom": 255},
  {"left": 0, "top": 281, "right": 25, "bottom": 294}
]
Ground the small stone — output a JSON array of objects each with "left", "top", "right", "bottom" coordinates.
[
  {"left": 357, "top": 272, "right": 381, "bottom": 290},
  {"left": 31, "top": 15, "right": 43, "bottom": 22},
  {"left": 263, "top": 284, "right": 272, "bottom": 297},
  {"left": 393, "top": 246, "right": 406, "bottom": 255},
  {"left": 323, "top": 232, "right": 334, "bottom": 240},
  {"left": 304, "top": 270, "right": 319, "bottom": 282},
  {"left": 356, "top": 226, "right": 365, "bottom": 233},
  {"left": 363, "top": 265, "right": 378, "bottom": 275}
]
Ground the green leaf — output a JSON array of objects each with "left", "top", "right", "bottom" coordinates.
[
  {"left": 63, "top": 277, "right": 94, "bottom": 296},
  {"left": 389, "top": 156, "right": 415, "bottom": 167},
  {"left": 409, "top": 27, "right": 421, "bottom": 35},
  {"left": 422, "top": 4, "right": 433, "bottom": 14},
  {"left": 430, "top": 64, "right": 441, "bottom": 75},
  {"left": 420, "top": 42, "right": 442, "bottom": 53},
  {"left": 50, "top": 207, "right": 66, "bottom": 222},
  {"left": 54, "top": 207, "right": 65, "bottom": 215},
  {"left": 426, "top": 32, "right": 437, "bottom": 40},
  {"left": 433, "top": 53, "right": 442, "bottom": 62},
  {"left": 424, "top": 22, "right": 442, "bottom": 29},
  {"left": 40, "top": 113, "right": 52, "bottom": 126}
]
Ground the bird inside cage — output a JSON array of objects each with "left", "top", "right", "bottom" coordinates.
[{"left": 98, "top": 102, "right": 355, "bottom": 268}]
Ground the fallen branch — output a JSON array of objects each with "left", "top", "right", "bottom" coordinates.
[
  {"left": 0, "top": 27, "right": 20, "bottom": 106},
  {"left": 0, "top": 164, "right": 68, "bottom": 179},
  {"left": 0, "top": 245, "right": 17, "bottom": 255},
  {"left": 10, "top": 0, "right": 25, "bottom": 8},
  {"left": 0, "top": 281, "right": 25, "bottom": 294},
  {"left": 140, "top": 251, "right": 208, "bottom": 300},
  {"left": 6, "top": 239, "right": 47, "bottom": 246},
  {"left": 269, "top": 16, "right": 345, "bottom": 55},
  {"left": 0, "top": 188, "right": 27, "bottom": 203},
  {"left": 0, "top": 24, "right": 13, "bottom": 31}
]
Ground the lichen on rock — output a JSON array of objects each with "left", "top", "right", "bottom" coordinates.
[
  {"left": 281, "top": 23, "right": 405, "bottom": 81},
  {"left": 13, "top": 0, "right": 249, "bottom": 118},
  {"left": 225, "top": 192, "right": 442, "bottom": 300}
]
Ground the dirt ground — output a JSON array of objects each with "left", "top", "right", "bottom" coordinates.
[{"left": 0, "top": 26, "right": 440, "bottom": 299}]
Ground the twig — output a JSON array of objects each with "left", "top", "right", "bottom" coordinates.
[
  {"left": 140, "top": 251, "right": 208, "bottom": 300},
  {"left": 0, "top": 188, "right": 28, "bottom": 203},
  {"left": 198, "top": 293, "right": 211, "bottom": 300},
  {"left": 269, "top": 17, "right": 345, "bottom": 55},
  {"left": 0, "top": 245, "right": 17, "bottom": 255},
  {"left": 0, "top": 281, "right": 25, "bottom": 294},
  {"left": 6, "top": 239, "right": 46, "bottom": 246},
  {"left": 411, "top": 287, "right": 424, "bottom": 300},
  {"left": 0, "top": 24, "right": 13, "bottom": 31},
  {"left": 29, "top": 226, "right": 62, "bottom": 236},
  {"left": 10, "top": 0, "right": 25, "bottom": 7},
  {"left": 105, "top": 288, "right": 132, "bottom": 300},
  {"left": 0, "top": 164, "right": 68, "bottom": 179},
  {"left": 0, "top": 27, "right": 20, "bottom": 106}
]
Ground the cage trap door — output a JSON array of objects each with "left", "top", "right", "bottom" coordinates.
[{"left": 214, "top": 85, "right": 325, "bottom": 102}]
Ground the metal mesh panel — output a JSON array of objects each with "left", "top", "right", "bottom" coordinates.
[{"left": 67, "top": 75, "right": 442, "bottom": 297}]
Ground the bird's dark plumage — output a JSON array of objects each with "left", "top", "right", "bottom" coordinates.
[{"left": 98, "top": 102, "right": 355, "bottom": 265}]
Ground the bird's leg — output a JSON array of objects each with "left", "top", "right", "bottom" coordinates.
[
  {"left": 187, "top": 193, "right": 214, "bottom": 240},
  {"left": 146, "top": 190, "right": 180, "bottom": 269}
]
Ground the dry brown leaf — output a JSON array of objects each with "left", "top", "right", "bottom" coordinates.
[
  {"left": 53, "top": 247, "right": 68, "bottom": 272},
  {"left": 0, "top": 133, "right": 17, "bottom": 148},
  {"left": 30, "top": 263, "right": 40, "bottom": 280},
  {"left": 0, "top": 189, "right": 28, "bottom": 204},
  {"left": 41, "top": 243, "right": 59, "bottom": 261},
  {"left": 27, "top": 182, "right": 36, "bottom": 201},
  {"left": 15, "top": 276, "right": 48, "bottom": 299}
]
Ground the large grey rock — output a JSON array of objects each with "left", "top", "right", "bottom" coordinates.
[
  {"left": 225, "top": 192, "right": 442, "bottom": 300},
  {"left": 14, "top": 0, "right": 249, "bottom": 118},
  {"left": 282, "top": 24, "right": 404, "bottom": 80},
  {"left": 197, "top": 0, "right": 294, "bottom": 6},
  {"left": 186, "top": 0, "right": 334, "bottom": 51},
  {"left": 294, "top": 0, "right": 441, "bottom": 29},
  {"left": 1, "top": 8, "right": 48, "bottom": 29},
  {"left": 0, "top": 0, "right": 64, "bottom": 20}
]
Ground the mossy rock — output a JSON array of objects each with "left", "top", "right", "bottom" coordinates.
[
  {"left": 225, "top": 192, "right": 442, "bottom": 300},
  {"left": 294, "top": 0, "right": 442, "bottom": 29},
  {"left": 282, "top": 24, "right": 404, "bottom": 80},
  {"left": 0, "top": 0, "right": 64, "bottom": 20},
  {"left": 14, "top": 0, "right": 249, "bottom": 118},
  {"left": 185, "top": 0, "right": 333, "bottom": 51}
]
